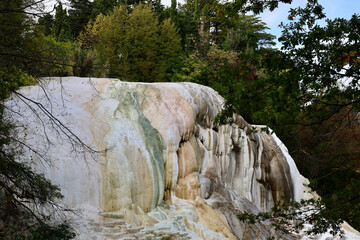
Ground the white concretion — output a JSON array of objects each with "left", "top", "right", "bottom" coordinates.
[{"left": 5, "top": 77, "right": 359, "bottom": 240}]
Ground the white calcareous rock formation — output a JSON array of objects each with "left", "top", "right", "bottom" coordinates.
[{"left": 5, "top": 77, "right": 358, "bottom": 239}]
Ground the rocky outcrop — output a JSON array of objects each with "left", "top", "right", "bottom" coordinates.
[{"left": 3, "top": 77, "right": 333, "bottom": 239}]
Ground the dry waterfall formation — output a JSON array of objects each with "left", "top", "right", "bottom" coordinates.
[{"left": 5, "top": 77, "right": 360, "bottom": 239}]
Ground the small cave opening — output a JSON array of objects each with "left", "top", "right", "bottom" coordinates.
[{"left": 212, "top": 126, "right": 218, "bottom": 133}]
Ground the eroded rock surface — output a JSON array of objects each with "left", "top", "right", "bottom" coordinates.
[{"left": 4, "top": 77, "right": 322, "bottom": 239}]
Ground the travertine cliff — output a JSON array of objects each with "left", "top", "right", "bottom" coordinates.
[{"left": 7, "top": 77, "right": 351, "bottom": 240}]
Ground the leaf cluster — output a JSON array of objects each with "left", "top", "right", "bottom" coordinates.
[
  {"left": 238, "top": 198, "right": 344, "bottom": 237},
  {"left": 80, "top": 4, "right": 182, "bottom": 82}
]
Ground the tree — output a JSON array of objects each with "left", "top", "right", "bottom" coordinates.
[
  {"left": 0, "top": 0, "right": 76, "bottom": 238},
  {"left": 295, "top": 107, "right": 360, "bottom": 229},
  {"left": 228, "top": 0, "right": 360, "bottom": 231},
  {"left": 91, "top": 4, "right": 182, "bottom": 82},
  {"left": 173, "top": 10, "right": 277, "bottom": 124},
  {"left": 239, "top": 198, "right": 344, "bottom": 237},
  {"left": 91, "top": 0, "right": 119, "bottom": 18},
  {"left": 278, "top": 2, "right": 360, "bottom": 123},
  {"left": 219, "top": 15, "right": 275, "bottom": 51},
  {"left": 68, "top": 0, "right": 94, "bottom": 39},
  {"left": 52, "top": 2, "right": 72, "bottom": 42},
  {"left": 277, "top": 3, "right": 360, "bottom": 225},
  {"left": 38, "top": 13, "right": 54, "bottom": 36}
]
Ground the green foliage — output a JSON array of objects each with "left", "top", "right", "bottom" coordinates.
[
  {"left": 0, "top": 67, "right": 36, "bottom": 99},
  {"left": 3, "top": 209, "right": 75, "bottom": 239},
  {"left": 93, "top": 4, "right": 182, "bottom": 82},
  {"left": 219, "top": 14, "right": 275, "bottom": 52},
  {"left": 68, "top": 0, "right": 94, "bottom": 39},
  {"left": 173, "top": 1, "right": 278, "bottom": 124},
  {"left": 0, "top": 108, "right": 75, "bottom": 239},
  {"left": 174, "top": 45, "right": 246, "bottom": 106},
  {"left": 92, "top": 0, "right": 119, "bottom": 18},
  {"left": 175, "top": 47, "right": 282, "bottom": 125},
  {"left": 52, "top": 3, "right": 72, "bottom": 42},
  {"left": 0, "top": 0, "right": 27, "bottom": 55},
  {"left": 239, "top": 0, "right": 293, "bottom": 14},
  {"left": 0, "top": 148, "right": 63, "bottom": 204},
  {"left": 28, "top": 222, "right": 76, "bottom": 240},
  {"left": 279, "top": 1, "right": 360, "bottom": 122},
  {"left": 0, "top": 0, "right": 76, "bottom": 238},
  {"left": 78, "top": 14, "right": 106, "bottom": 49},
  {"left": 269, "top": 1, "right": 360, "bottom": 230},
  {"left": 38, "top": 13, "right": 54, "bottom": 36},
  {"left": 1, "top": 2, "right": 75, "bottom": 78},
  {"left": 73, "top": 46, "right": 109, "bottom": 77},
  {"left": 238, "top": 199, "right": 343, "bottom": 237},
  {"left": 227, "top": 1, "right": 360, "bottom": 232},
  {"left": 28, "top": 28, "right": 75, "bottom": 76},
  {"left": 172, "top": 3, "right": 199, "bottom": 53}
]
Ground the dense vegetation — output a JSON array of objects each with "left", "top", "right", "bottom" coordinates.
[{"left": 0, "top": 0, "right": 359, "bottom": 238}]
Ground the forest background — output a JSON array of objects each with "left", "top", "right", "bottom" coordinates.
[{"left": 0, "top": 0, "right": 359, "bottom": 238}]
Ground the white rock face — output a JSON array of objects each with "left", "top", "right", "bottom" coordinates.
[{"left": 5, "top": 77, "right": 358, "bottom": 239}]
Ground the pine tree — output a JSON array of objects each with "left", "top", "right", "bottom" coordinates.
[{"left": 68, "top": 0, "right": 93, "bottom": 39}]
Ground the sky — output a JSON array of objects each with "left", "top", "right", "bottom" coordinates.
[
  {"left": 162, "top": 0, "right": 360, "bottom": 48},
  {"left": 258, "top": 0, "right": 360, "bottom": 47}
]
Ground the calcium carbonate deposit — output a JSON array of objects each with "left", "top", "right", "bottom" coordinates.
[{"left": 5, "top": 77, "right": 360, "bottom": 240}]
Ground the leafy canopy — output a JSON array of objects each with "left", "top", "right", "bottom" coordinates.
[{"left": 83, "top": 4, "right": 182, "bottom": 82}]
